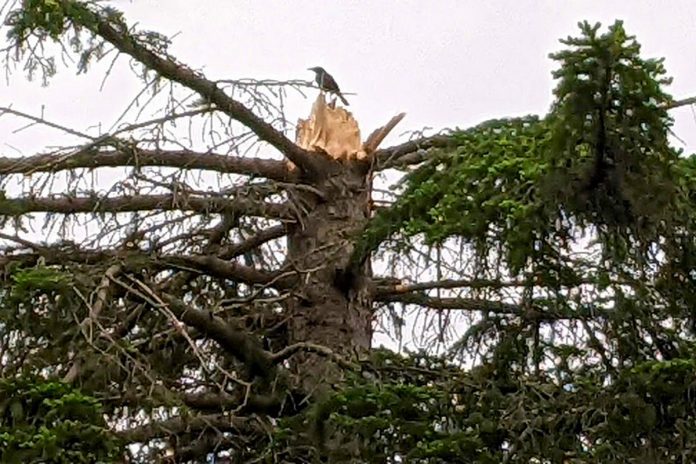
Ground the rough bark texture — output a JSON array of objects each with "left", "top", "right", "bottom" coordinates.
[{"left": 285, "top": 160, "right": 373, "bottom": 392}]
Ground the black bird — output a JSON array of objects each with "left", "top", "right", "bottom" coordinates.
[{"left": 308, "top": 66, "right": 349, "bottom": 106}]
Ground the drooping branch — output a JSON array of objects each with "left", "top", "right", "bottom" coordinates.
[
  {"left": 104, "top": 272, "right": 280, "bottom": 381},
  {"left": 0, "top": 194, "right": 291, "bottom": 219},
  {"left": 159, "top": 294, "right": 276, "bottom": 379},
  {"left": 0, "top": 148, "right": 299, "bottom": 182},
  {"left": 63, "top": 2, "right": 324, "bottom": 177}
]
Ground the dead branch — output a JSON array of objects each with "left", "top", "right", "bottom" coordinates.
[
  {"left": 74, "top": 6, "right": 323, "bottom": 177},
  {"left": 0, "top": 194, "right": 292, "bottom": 219},
  {"left": 271, "top": 342, "right": 358, "bottom": 370},
  {"left": 363, "top": 112, "right": 407, "bottom": 154},
  {"left": 158, "top": 254, "right": 295, "bottom": 289},
  {"left": 116, "top": 387, "right": 281, "bottom": 414},
  {"left": 377, "top": 292, "right": 523, "bottom": 314},
  {"left": 373, "top": 277, "right": 528, "bottom": 296},
  {"left": 374, "top": 134, "right": 452, "bottom": 169},
  {"left": 63, "top": 263, "right": 122, "bottom": 384},
  {"left": 159, "top": 294, "right": 276, "bottom": 379},
  {"left": 0, "top": 148, "right": 298, "bottom": 182},
  {"left": 218, "top": 225, "right": 287, "bottom": 260}
]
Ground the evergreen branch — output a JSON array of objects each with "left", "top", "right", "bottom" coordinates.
[
  {"left": 116, "top": 412, "right": 257, "bottom": 443},
  {"left": 374, "top": 94, "right": 696, "bottom": 170}
]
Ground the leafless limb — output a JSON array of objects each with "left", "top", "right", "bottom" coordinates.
[
  {"left": 74, "top": 7, "right": 325, "bottom": 177},
  {"left": 0, "top": 193, "right": 292, "bottom": 219}
]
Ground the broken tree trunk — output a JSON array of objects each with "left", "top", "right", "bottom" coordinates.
[{"left": 284, "top": 94, "right": 404, "bottom": 393}]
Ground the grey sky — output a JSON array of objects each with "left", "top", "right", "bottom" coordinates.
[{"left": 4, "top": 1, "right": 696, "bottom": 154}]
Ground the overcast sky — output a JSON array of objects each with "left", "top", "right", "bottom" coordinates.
[
  {"left": 3, "top": 0, "right": 696, "bottom": 154},
  {"left": 2, "top": 1, "right": 696, "bottom": 350}
]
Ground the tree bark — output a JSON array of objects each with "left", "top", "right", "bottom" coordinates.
[{"left": 285, "top": 161, "right": 373, "bottom": 392}]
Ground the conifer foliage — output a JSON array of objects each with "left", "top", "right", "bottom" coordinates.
[{"left": 2, "top": 3, "right": 696, "bottom": 462}]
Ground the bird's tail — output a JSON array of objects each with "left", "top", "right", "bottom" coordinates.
[{"left": 338, "top": 93, "right": 349, "bottom": 106}]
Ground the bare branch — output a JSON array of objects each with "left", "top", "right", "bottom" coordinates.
[
  {"left": 0, "top": 194, "right": 291, "bottom": 219},
  {"left": 219, "top": 225, "right": 287, "bottom": 260},
  {"left": 0, "top": 148, "right": 299, "bottom": 182},
  {"left": 159, "top": 294, "right": 275, "bottom": 379},
  {"left": 63, "top": 263, "right": 122, "bottom": 384},
  {"left": 378, "top": 293, "right": 602, "bottom": 322},
  {"left": 73, "top": 5, "right": 324, "bottom": 176},
  {"left": 374, "top": 134, "right": 452, "bottom": 170},
  {"left": 664, "top": 95, "right": 696, "bottom": 110},
  {"left": 363, "top": 112, "right": 407, "bottom": 154},
  {"left": 271, "top": 342, "right": 357, "bottom": 370},
  {"left": 378, "top": 292, "right": 523, "bottom": 314},
  {"left": 158, "top": 254, "right": 295, "bottom": 289},
  {"left": 0, "top": 106, "right": 94, "bottom": 140},
  {"left": 373, "top": 278, "right": 527, "bottom": 296},
  {"left": 180, "top": 391, "right": 280, "bottom": 414}
]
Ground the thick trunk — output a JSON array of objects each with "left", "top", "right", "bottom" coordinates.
[{"left": 285, "top": 162, "right": 372, "bottom": 392}]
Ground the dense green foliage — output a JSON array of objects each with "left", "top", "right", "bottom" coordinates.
[
  {"left": 272, "top": 350, "right": 696, "bottom": 463},
  {"left": 0, "top": 267, "right": 122, "bottom": 463},
  {"left": 338, "top": 20, "right": 696, "bottom": 462},
  {"left": 367, "top": 21, "right": 691, "bottom": 275},
  {"left": 0, "top": 376, "right": 121, "bottom": 463}
]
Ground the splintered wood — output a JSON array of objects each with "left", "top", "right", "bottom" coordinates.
[{"left": 291, "top": 93, "right": 405, "bottom": 170}]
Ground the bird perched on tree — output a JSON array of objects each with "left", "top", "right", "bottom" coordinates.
[{"left": 308, "top": 66, "right": 349, "bottom": 106}]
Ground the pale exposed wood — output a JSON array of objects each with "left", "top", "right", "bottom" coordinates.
[
  {"left": 292, "top": 94, "right": 405, "bottom": 170},
  {"left": 294, "top": 94, "right": 364, "bottom": 166},
  {"left": 363, "top": 112, "right": 406, "bottom": 154}
]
